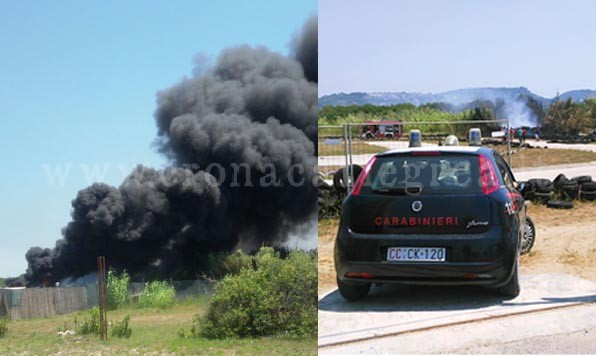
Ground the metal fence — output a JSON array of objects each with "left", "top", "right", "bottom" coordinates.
[
  {"left": 0, "top": 286, "right": 89, "bottom": 320},
  {"left": 0, "top": 279, "right": 217, "bottom": 320},
  {"left": 130, "top": 279, "right": 217, "bottom": 299}
]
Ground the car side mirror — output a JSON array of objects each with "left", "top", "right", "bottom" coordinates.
[{"left": 517, "top": 181, "right": 534, "bottom": 200}]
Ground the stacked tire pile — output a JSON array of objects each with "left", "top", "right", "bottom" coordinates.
[
  {"left": 318, "top": 165, "right": 362, "bottom": 218},
  {"left": 524, "top": 174, "right": 596, "bottom": 209}
]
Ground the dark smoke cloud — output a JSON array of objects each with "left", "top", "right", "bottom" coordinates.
[
  {"left": 24, "top": 16, "right": 318, "bottom": 284},
  {"left": 291, "top": 15, "right": 318, "bottom": 83}
]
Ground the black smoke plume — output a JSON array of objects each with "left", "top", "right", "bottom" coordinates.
[{"left": 24, "top": 16, "right": 318, "bottom": 284}]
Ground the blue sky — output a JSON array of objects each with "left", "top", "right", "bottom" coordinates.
[
  {"left": 320, "top": 0, "right": 596, "bottom": 97},
  {"left": 0, "top": 0, "right": 316, "bottom": 277}
]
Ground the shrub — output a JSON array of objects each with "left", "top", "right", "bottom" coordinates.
[
  {"left": 111, "top": 315, "right": 132, "bottom": 338},
  {"left": 206, "top": 250, "right": 254, "bottom": 279},
  {"left": 75, "top": 307, "right": 101, "bottom": 335},
  {"left": 138, "top": 281, "right": 175, "bottom": 309},
  {"left": 107, "top": 270, "right": 131, "bottom": 310},
  {"left": 0, "top": 318, "right": 8, "bottom": 338},
  {"left": 198, "top": 247, "right": 317, "bottom": 338}
]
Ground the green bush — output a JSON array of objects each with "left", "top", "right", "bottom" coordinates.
[
  {"left": 107, "top": 269, "right": 131, "bottom": 310},
  {"left": 198, "top": 247, "right": 317, "bottom": 338},
  {"left": 111, "top": 315, "right": 132, "bottom": 338},
  {"left": 74, "top": 307, "right": 101, "bottom": 335},
  {"left": 206, "top": 249, "right": 254, "bottom": 279},
  {"left": 138, "top": 281, "right": 176, "bottom": 309},
  {"left": 0, "top": 317, "right": 8, "bottom": 338}
]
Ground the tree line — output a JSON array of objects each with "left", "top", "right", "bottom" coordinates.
[{"left": 319, "top": 96, "right": 596, "bottom": 137}]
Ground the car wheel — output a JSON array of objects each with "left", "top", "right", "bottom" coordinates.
[
  {"left": 337, "top": 276, "right": 371, "bottom": 301},
  {"left": 520, "top": 216, "right": 536, "bottom": 255},
  {"left": 498, "top": 261, "right": 520, "bottom": 299}
]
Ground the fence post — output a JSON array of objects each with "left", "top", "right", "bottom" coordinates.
[
  {"left": 343, "top": 125, "right": 350, "bottom": 192},
  {"left": 97, "top": 256, "right": 108, "bottom": 341}
]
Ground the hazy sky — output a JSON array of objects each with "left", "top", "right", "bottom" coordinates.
[
  {"left": 320, "top": 0, "right": 596, "bottom": 97},
  {"left": 0, "top": 0, "right": 316, "bottom": 277}
]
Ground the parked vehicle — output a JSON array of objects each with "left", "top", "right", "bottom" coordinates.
[
  {"left": 361, "top": 120, "right": 403, "bottom": 140},
  {"left": 334, "top": 146, "right": 529, "bottom": 301}
]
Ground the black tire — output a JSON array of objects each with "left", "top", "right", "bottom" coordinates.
[
  {"left": 532, "top": 192, "right": 552, "bottom": 204},
  {"left": 581, "top": 181, "right": 596, "bottom": 192},
  {"left": 553, "top": 174, "right": 568, "bottom": 190},
  {"left": 365, "top": 133, "right": 373, "bottom": 140},
  {"left": 318, "top": 177, "right": 333, "bottom": 190},
  {"left": 580, "top": 190, "right": 596, "bottom": 201},
  {"left": 528, "top": 178, "right": 553, "bottom": 193},
  {"left": 571, "top": 175, "right": 592, "bottom": 184},
  {"left": 520, "top": 216, "right": 536, "bottom": 255},
  {"left": 337, "top": 276, "right": 371, "bottom": 301},
  {"left": 333, "top": 168, "right": 347, "bottom": 192},
  {"left": 560, "top": 182, "right": 579, "bottom": 199},
  {"left": 333, "top": 165, "right": 363, "bottom": 193},
  {"left": 546, "top": 200, "right": 574, "bottom": 209},
  {"left": 498, "top": 262, "right": 520, "bottom": 299}
]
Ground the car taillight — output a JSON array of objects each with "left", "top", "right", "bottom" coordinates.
[
  {"left": 352, "top": 156, "right": 377, "bottom": 196},
  {"left": 507, "top": 191, "right": 522, "bottom": 212},
  {"left": 478, "top": 155, "right": 499, "bottom": 195}
]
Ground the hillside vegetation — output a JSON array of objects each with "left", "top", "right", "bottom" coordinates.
[{"left": 319, "top": 98, "right": 596, "bottom": 137}]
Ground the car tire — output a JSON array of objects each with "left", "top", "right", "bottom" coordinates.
[
  {"left": 532, "top": 191, "right": 552, "bottom": 204},
  {"left": 560, "top": 182, "right": 579, "bottom": 199},
  {"left": 498, "top": 261, "right": 520, "bottom": 299},
  {"left": 553, "top": 174, "right": 568, "bottom": 190},
  {"left": 520, "top": 216, "right": 536, "bottom": 255},
  {"left": 571, "top": 175, "right": 592, "bottom": 185},
  {"left": 528, "top": 178, "right": 553, "bottom": 193},
  {"left": 333, "top": 165, "right": 363, "bottom": 193},
  {"left": 580, "top": 190, "right": 596, "bottom": 201},
  {"left": 546, "top": 200, "right": 574, "bottom": 209},
  {"left": 337, "top": 276, "right": 371, "bottom": 301},
  {"left": 581, "top": 181, "right": 596, "bottom": 192}
]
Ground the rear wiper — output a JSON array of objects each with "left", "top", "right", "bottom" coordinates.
[{"left": 372, "top": 186, "right": 422, "bottom": 195}]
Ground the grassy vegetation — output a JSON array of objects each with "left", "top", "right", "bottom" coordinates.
[
  {"left": 0, "top": 297, "right": 316, "bottom": 355},
  {"left": 318, "top": 140, "right": 388, "bottom": 156},
  {"left": 198, "top": 248, "right": 317, "bottom": 339}
]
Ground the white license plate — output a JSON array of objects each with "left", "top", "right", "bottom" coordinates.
[{"left": 387, "top": 247, "right": 445, "bottom": 262}]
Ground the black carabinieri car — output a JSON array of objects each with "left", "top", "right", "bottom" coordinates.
[{"left": 334, "top": 146, "right": 527, "bottom": 300}]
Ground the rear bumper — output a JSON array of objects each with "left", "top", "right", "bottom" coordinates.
[{"left": 334, "top": 225, "right": 518, "bottom": 287}]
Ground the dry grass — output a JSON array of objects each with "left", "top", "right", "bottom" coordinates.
[
  {"left": 0, "top": 297, "right": 317, "bottom": 355},
  {"left": 318, "top": 218, "right": 339, "bottom": 295},
  {"left": 494, "top": 146, "right": 596, "bottom": 168},
  {"left": 318, "top": 141, "right": 387, "bottom": 157}
]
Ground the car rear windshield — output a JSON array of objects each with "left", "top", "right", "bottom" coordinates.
[{"left": 362, "top": 154, "right": 483, "bottom": 195}]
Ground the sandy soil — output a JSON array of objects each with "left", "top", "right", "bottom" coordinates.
[{"left": 318, "top": 201, "right": 596, "bottom": 295}]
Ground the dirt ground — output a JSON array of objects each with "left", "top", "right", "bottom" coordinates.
[{"left": 318, "top": 201, "right": 596, "bottom": 295}]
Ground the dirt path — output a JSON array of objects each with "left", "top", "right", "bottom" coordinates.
[{"left": 318, "top": 202, "right": 596, "bottom": 295}]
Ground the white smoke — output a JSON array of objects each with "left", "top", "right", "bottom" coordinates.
[{"left": 502, "top": 98, "right": 538, "bottom": 127}]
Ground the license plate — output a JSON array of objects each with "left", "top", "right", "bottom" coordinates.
[{"left": 387, "top": 247, "right": 445, "bottom": 262}]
